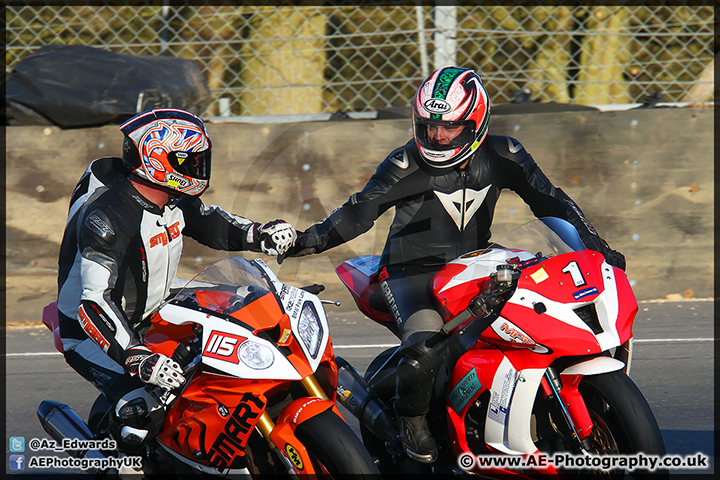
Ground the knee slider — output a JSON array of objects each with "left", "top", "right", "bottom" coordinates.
[
  {"left": 110, "top": 387, "right": 164, "bottom": 453},
  {"left": 397, "top": 356, "right": 434, "bottom": 387},
  {"left": 400, "top": 332, "right": 448, "bottom": 369}
]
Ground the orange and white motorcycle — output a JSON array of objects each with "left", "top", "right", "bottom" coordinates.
[{"left": 38, "top": 257, "right": 379, "bottom": 477}]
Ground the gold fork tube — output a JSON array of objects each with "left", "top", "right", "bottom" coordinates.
[
  {"left": 301, "top": 374, "right": 329, "bottom": 400},
  {"left": 256, "top": 412, "right": 277, "bottom": 448}
]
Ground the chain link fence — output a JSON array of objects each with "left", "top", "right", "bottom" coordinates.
[{"left": 6, "top": 4, "right": 716, "bottom": 119}]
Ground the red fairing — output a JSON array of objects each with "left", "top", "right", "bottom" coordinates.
[
  {"left": 42, "top": 302, "right": 63, "bottom": 353},
  {"left": 488, "top": 302, "right": 602, "bottom": 357},
  {"left": 336, "top": 258, "right": 395, "bottom": 327},
  {"left": 613, "top": 266, "right": 638, "bottom": 343},
  {"left": 445, "top": 346, "right": 559, "bottom": 478},
  {"left": 431, "top": 263, "right": 474, "bottom": 320},
  {"left": 516, "top": 251, "right": 604, "bottom": 304}
]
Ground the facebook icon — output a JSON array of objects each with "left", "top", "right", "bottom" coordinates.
[{"left": 9, "top": 454, "right": 25, "bottom": 471}]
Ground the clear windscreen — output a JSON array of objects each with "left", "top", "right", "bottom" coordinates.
[
  {"left": 168, "top": 257, "right": 273, "bottom": 310},
  {"left": 463, "top": 217, "right": 587, "bottom": 263}
]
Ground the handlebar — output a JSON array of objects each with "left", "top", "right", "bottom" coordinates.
[
  {"left": 441, "top": 270, "right": 518, "bottom": 335},
  {"left": 300, "top": 284, "right": 325, "bottom": 294}
]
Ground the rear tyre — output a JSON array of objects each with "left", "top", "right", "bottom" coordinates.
[
  {"left": 294, "top": 408, "right": 380, "bottom": 477},
  {"left": 579, "top": 371, "right": 668, "bottom": 480}
]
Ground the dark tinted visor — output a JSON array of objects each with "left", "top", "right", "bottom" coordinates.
[
  {"left": 169, "top": 149, "right": 211, "bottom": 180},
  {"left": 414, "top": 118, "right": 476, "bottom": 151}
]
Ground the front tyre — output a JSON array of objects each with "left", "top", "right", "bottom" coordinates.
[
  {"left": 294, "top": 408, "right": 380, "bottom": 477},
  {"left": 579, "top": 371, "right": 667, "bottom": 479}
]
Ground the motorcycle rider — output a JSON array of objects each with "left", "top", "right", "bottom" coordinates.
[
  {"left": 281, "top": 67, "right": 625, "bottom": 463},
  {"left": 56, "top": 108, "right": 297, "bottom": 456}
]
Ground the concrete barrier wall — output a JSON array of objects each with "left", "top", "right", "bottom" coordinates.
[{"left": 6, "top": 108, "right": 713, "bottom": 322}]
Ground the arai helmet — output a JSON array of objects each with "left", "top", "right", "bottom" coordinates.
[{"left": 412, "top": 67, "right": 490, "bottom": 169}]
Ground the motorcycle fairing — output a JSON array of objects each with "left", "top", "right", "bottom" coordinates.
[
  {"left": 447, "top": 349, "right": 557, "bottom": 476},
  {"left": 253, "top": 258, "right": 332, "bottom": 373},
  {"left": 159, "top": 303, "right": 303, "bottom": 380},
  {"left": 269, "top": 397, "right": 340, "bottom": 475},
  {"left": 157, "top": 375, "right": 270, "bottom": 473},
  {"left": 335, "top": 255, "right": 396, "bottom": 327},
  {"left": 155, "top": 440, "right": 251, "bottom": 477},
  {"left": 501, "top": 258, "right": 629, "bottom": 355},
  {"left": 42, "top": 302, "right": 63, "bottom": 353},
  {"left": 276, "top": 284, "right": 331, "bottom": 374},
  {"left": 434, "top": 248, "right": 536, "bottom": 319}
]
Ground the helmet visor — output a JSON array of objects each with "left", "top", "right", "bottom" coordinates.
[
  {"left": 414, "top": 118, "right": 476, "bottom": 151},
  {"left": 168, "top": 149, "right": 211, "bottom": 180}
]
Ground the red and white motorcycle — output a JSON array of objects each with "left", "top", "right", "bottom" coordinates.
[{"left": 334, "top": 217, "right": 667, "bottom": 478}]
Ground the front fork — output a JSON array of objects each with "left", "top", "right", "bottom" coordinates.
[
  {"left": 255, "top": 375, "right": 330, "bottom": 477},
  {"left": 541, "top": 368, "right": 595, "bottom": 453}
]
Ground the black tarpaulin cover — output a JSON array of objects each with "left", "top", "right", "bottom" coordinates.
[{"left": 6, "top": 44, "right": 210, "bottom": 128}]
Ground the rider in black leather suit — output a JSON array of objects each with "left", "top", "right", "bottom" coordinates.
[{"left": 284, "top": 67, "right": 625, "bottom": 463}]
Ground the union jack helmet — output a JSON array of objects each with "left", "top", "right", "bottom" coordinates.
[
  {"left": 412, "top": 67, "right": 490, "bottom": 169},
  {"left": 120, "top": 108, "right": 212, "bottom": 197}
]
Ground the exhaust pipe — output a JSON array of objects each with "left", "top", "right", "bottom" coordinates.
[
  {"left": 37, "top": 400, "right": 108, "bottom": 460},
  {"left": 335, "top": 357, "right": 400, "bottom": 448}
]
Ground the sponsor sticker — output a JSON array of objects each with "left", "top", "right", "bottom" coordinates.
[
  {"left": 207, "top": 392, "right": 265, "bottom": 472},
  {"left": 488, "top": 364, "right": 517, "bottom": 425},
  {"left": 278, "top": 328, "right": 292, "bottom": 344},
  {"left": 573, "top": 286, "right": 599, "bottom": 300},
  {"left": 285, "top": 444, "right": 304, "bottom": 471},
  {"left": 337, "top": 388, "right": 357, "bottom": 414},
  {"left": 530, "top": 267, "right": 549, "bottom": 284},
  {"left": 449, "top": 368, "right": 482, "bottom": 414}
]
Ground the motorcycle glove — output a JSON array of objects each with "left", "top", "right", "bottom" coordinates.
[
  {"left": 137, "top": 353, "right": 186, "bottom": 390},
  {"left": 277, "top": 227, "right": 324, "bottom": 264},
  {"left": 602, "top": 249, "right": 626, "bottom": 271},
  {"left": 257, "top": 220, "right": 297, "bottom": 256},
  {"left": 584, "top": 236, "right": 626, "bottom": 271}
]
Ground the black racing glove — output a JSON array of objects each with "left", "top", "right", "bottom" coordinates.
[
  {"left": 277, "top": 227, "right": 325, "bottom": 264},
  {"left": 584, "top": 236, "right": 626, "bottom": 271},
  {"left": 602, "top": 249, "right": 626, "bottom": 271}
]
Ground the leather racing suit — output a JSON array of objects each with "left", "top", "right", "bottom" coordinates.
[
  {"left": 57, "top": 156, "right": 269, "bottom": 451},
  {"left": 299, "top": 135, "right": 620, "bottom": 419}
]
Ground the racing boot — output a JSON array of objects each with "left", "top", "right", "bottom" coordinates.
[
  {"left": 394, "top": 331, "right": 447, "bottom": 464},
  {"left": 397, "top": 413, "right": 438, "bottom": 463}
]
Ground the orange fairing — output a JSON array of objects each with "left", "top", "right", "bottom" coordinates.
[
  {"left": 276, "top": 397, "right": 334, "bottom": 426},
  {"left": 144, "top": 313, "right": 196, "bottom": 357},
  {"left": 225, "top": 291, "right": 285, "bottom": 332},
  {"left": 156, "top": 373, "right": 275, "bottom": 472},
  {"left": 270, "top": 397, "right": 337, "bottom": 475}
]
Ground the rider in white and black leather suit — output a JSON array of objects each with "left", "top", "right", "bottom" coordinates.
[
  {"left": 283, "top": 67, "right": 625, "bottom": 463},
  {"left": 57, "top": 108, "right": 297, "bottom": 454}
]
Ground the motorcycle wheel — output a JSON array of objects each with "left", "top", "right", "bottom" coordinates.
[
  {"left": 293, "top": 408, "right": 380, "bottom": 477},
  {"left": 578, "top": 370, "right": 668, "bottom": 480}
]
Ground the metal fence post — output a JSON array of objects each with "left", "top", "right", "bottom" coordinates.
[
  {"left": 416, "top": 4, "right": 429, "bottom": 79},
  {"left": 160, "top": 1, "right": 171, "bottom": 56},
  {"left": 433, "top": 2, "right": 457, "bottom": 69}
]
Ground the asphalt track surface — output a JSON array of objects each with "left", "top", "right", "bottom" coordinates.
[{"left": 5, "top": 299, "right": 714, "bottom": 477}]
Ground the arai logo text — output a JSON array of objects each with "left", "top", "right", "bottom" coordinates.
[{"left": 424, "top": 98, "right": 452, "bottom": 114}]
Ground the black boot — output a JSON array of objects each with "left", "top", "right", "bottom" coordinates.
[{"left": 398, "top": 414, "right": 438, "bottom": 463}]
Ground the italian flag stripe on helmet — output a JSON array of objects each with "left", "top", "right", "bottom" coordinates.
[{"left": 430, "top": 67, "right": 467, "bottom": 119}]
